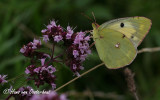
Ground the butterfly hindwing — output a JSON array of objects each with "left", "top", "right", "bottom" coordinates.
[
  {"left": 99, "top": 17, "right": 152, "bottom": 47},
  {"left": 93, "top": 28, "right": 137, "bottom": 69}
]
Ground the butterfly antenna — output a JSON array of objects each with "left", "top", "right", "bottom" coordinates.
[
  {"left": 81, "top": 13, "right": 94, "bottom": 23},
  {"left": 92, "top": 12, "right": 96, "bottom": 23}
]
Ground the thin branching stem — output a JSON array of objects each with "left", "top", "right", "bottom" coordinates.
[
  {"left": 55, "top": 63, "right": 105, "bottom": 92},
  {"left": 138, "top": 47, "right": 160, "bottom": 54},
  {"left": 7, "top": 74, "right": 25, "bottom": 82},
  {"left": 51, "top": 44, "right": 55, "bottom": 59},
  {"left": 124, "top": 68, "right": 139, "bottom": 100},
  {"left": 53, "top": 59, "right": 63, "bottom": 62}
]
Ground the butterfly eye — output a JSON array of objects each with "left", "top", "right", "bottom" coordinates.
[{"left": 120, "top": 23, "right": 124, "bottom": 28}]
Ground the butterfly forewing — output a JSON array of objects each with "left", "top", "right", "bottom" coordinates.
[{"left": 99, "top": 17, "right": 152, "bottom": 47}]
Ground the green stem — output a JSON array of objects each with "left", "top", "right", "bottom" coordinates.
[
  {"left": 7, "top": 73, "right": 25, "bottom": 82},
  {"left": 55, "top": 63, "right": 105, "bottom": 92}
]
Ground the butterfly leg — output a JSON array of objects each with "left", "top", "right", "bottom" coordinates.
[
  {"left": 89, "top": 41, "right": 96, "bottom": 49},
  {"left": 84, "top": 30, "right": 93, "bottom": 34}
]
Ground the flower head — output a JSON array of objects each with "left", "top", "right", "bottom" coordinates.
[
  {"left": 25, "top": 64, "right": 56, "bottom": 89},
  {"left": 65, "top": 31, "right": 91, "bottom": 76},
  {"left": 12, "top": 86, "right": 33, "bottom": 100},
  {"left": 73, "top": 50, "right": 79, "bottom": 58},
  {"left": 41, "top": 20, "right": 65, "bottom": 43},
  {"left": 42, "top": 35, "right": 49, "bottom": 43},
  {"left": 30, "top": 91, "right": 67, "bottom": 100},
  {"left": 18, "top": 86, "right": 33, "bottom": 97},
  {"left": 66, "top": 26, "right": 73, "bottom": 39},
  {"left": 0, "top": 75, "right": 7, "bottom": 85},
  {"left": 20, "top": 39, "right": 42, "bottom": 57},
  {"left": 54, "top": 35, "right": 63, "bottom": 42}
]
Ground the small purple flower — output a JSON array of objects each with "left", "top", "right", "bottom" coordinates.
[
  {"left": 80, "top": 54, "right": 87, "bottom": 61},
  {"left": 30, "top": 91, "right": 68, "bottom": 100},
  {"left": 60, "top": 94, "right": 68, "bottom": 100},
  {"left": 66, "top": 34, "right": 72, "bottom": 40},
  {"left": 80, "top": 49, "right": 84, "bottom": 54},
  {"left": 20, "top": 45, "right": 27, "bottom": 53},
  {"left": 25, "top": 68, "right": 30, "bottom": 74},
  {"left": 51, "top": 83, "right": 56, "bottom": 89},
  {"left": 83, "top": 42, "right": 89, "bottom": 49},
  {"left": 79, "top": 66, "right": 84, "bottom": 70},
  {"left": 0, "top": 75, "right": 7, "bottom": 85},
  {"left": 54, "top": 35, "right": 63, "bottom": 42},
  {"left": 72, "top": 64, "right": 77, "bottom": 70},
  {"left": 41, "top": 29, "right": 47, "bottom": 33},
  {"left": 33, "top": 39, "right": 41, "bottom": 45},
  {"left": 86, "top": 49, "right": 91, "bottom": 54},
  {"left": 40, "top": 58, "right": 46, "bottom": 66},
  {"left": 8, "top": 85, "right": 13, "bottom": 93},
  {"left": 34, "top": 67, "right": 41, "bottom": 73},
  {"left": 73, "top": 32, "right": 85, "bottom": 44},
  {"left": 30, "top": 95, "right": 41, "bottom": 100},
  {"left": 75, "top": 72, "right": 80, "bottom": 77},
  {"left": 66, "top": 26, "right": 73, "bottom": 39},
  {"left": 50, "top": 20, "right": 56, "bottom": 26},
  {"left": 73, "top": 50, "right": 79, "bottom": 58},
  {"left": 40, "top": 67, "right": 47, "bottom": 72},
  {"left": 39, "top": 54, "right": 51, "bottom": 66},
  {"left": 47, "top": 65, "right": 56, "bottom": 74},
  {"left": 84, "top": 36, "right": 90, "bottom": 41},
  {"left": 67, "top": 26, "right": 73, "bottom": 34},
  {"left": 32, "top": 39, "right": 41, "bottom": 49},
  {"left": 43, "top": 54, "right": 51, "bottom": 58},
  {"left": 43, "top": 35, "right": 49, "bottom": 43},
  {"left": 47, "top": 24, "right": 53, "bottom": 31}
]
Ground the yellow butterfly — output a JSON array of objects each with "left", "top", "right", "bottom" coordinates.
[{"left": 92, "top": 17, "right": 152, "bottom": 69}]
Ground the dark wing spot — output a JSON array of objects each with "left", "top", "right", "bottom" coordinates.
[
  {"left": 122, "top": 34, "right": 126, "bottom": 38},
  {"left": 100, "top": 36, "right": 104, "bottom": 38},
  {"left": 120, "top": 23, "right": 124, "bottom": 28},
  {"left": 131, "top": 35, "right": 134, "bottom": 39}
]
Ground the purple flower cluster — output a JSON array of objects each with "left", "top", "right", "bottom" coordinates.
[
  {"left": 25, "top": 64, "right": 56, "bottom": 89},
  {"left": 68, "top": 32, "right": 91, "bottom": 76},
  {"left": 20, "top": 38, "right": 56, "bottom": 89},
  {"left": 14, "top": 86, "right": 33, "bottom": 99},
  {"left": 20, "top": 39, "right": 41, "bottom": 57},
  {"left": 10, "top": 86, "right": 68, "bottom": 100},
  {"left": 41, "top": 20, "right": 91, "bottom": 76},
  {"left": 64, "top": 34, "right": 91, "bottom": 76},
  {"left": 0, "top": 75, "right": 7, "bottom": 85},
  {"left": 30, "top": 91, "right": 67, "bottom": 100},
  {"left": 41, "top": 20, "right": 65, "bottom": 43}
]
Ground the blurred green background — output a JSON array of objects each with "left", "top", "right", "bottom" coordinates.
[{"left": 0, "top": 0, "right": 160, "bottom": 100}]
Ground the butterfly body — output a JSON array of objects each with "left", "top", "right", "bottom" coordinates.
[{"left": 92, "top": 17, "right": 152, "bottom": 69}]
